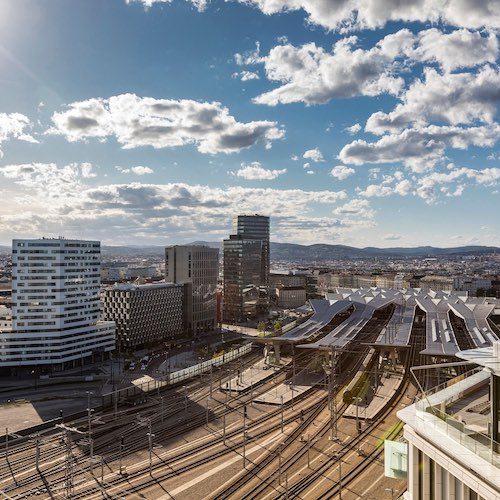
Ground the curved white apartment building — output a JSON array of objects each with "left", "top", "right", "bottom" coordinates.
[{"left": 0, "top": 238, "right": 115, "bottom": 368}]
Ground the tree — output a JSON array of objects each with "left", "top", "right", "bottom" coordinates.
[
  {"left": 257, "top": 321, "right": 267, "bottom": 332},
  {"left": 273, "top": 320, "right": 283, "bottom": 333}
]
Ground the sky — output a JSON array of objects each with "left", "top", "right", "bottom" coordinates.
[{"left": 0, "top": 0, "right": 498, "bottom": 248}]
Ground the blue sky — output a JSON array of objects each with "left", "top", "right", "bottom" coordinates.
[{"left": 0, "top": 0, "right": 498, "bottom": 247}]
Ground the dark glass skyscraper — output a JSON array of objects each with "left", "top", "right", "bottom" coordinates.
[
  {"left": 223, "top": 215, "right": 270, "bottom": 323},
  {"left": 233, "top": 214, "right": 270, "bottom": 290}
]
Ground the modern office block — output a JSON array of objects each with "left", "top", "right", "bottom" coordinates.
[
  {"left": 233, "top": 214, "right": 270, "bottom": 291},
  {"left": 0, "top": 238, "right": 115, "bottom": 368},
  {"left": 101, "top": 282, "right": 183, "bottom": 350},
  {"left": 165, "top": 245, "right": 219, "bottom": 335},
  {"left": 223, "top": 235, "right": 262, "bottom": 323},
  {"left": 275, "top": 286, "right": 307, "bottom": 308}
]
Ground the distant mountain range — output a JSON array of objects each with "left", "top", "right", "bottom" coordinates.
[
  {"left": 1, "top": 242, "right": 497, "bottom": 261},
  {"left": 97, "top": 242, "right": 500, "bottom": 261}
]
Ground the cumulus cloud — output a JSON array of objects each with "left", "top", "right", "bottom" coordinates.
[
  {"left": 0, "top": 163, "right": 94, "bottom": 201},
  {"left": 0, "top": 162, "right": 357, "bottom": 244},
  {"left": 126, "top": 0, "right": 208, "bottom": 11},
  {"left": 116, "top": 165, "right": 154, "bottom": 175},
  {"left": 231, "top": 0, "right": 500, "bottom": 32},
  {"left": 357, "top": 164, "right": 500, "bottom": 203},
  {"left": 251, "top": 31, "right": 412, "bottom": 106},
  {"left": 232, "top": 70, "right": 260, "bottom": 81},
  {"left": 234, "top": 42, "right": 262, "bottom": 66},
  {"left": 339, "top": 123, "right": 500, "bottom": 171},
  {"left": 232, "top": 161, "right": 286, "bottom": 180},
  {"left": 345, "top": 123, "right": 362, "bottom": 135},
  {"left": 303, "top": 147, "right": 325, "bottom": 162},
  {"left": 333, "top": 198, "right": 375, "bottom": 219},
  {"left": 0, "top": 113, "right": 37, "bottom": 157},
  {"left": 48, "top": 93, "right": 284, "bottom": 154},
  {"left": 366, "top": 67, "right": 500, "bottom": 135},
  {"left": 411, "top": 29, "right": 498, "bottom": 72},
  {"left": 384, "top": 233, "right": 402, "bottom": 241},
  {"left": 330, "top": 165, "right": 355, "bottom": 180}
]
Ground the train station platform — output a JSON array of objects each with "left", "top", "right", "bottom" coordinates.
[
  {"left": 344, "top": 371, "right": 404, "bottom": 420},
  {"left": 253, "top": 370, "right": 324, "bottom": 405},
  {"left": 221, "top": 357, "right": 291, "bottom": 393},
  {"left": 374, "top": 301, "right": 415, "bottom": 347}
]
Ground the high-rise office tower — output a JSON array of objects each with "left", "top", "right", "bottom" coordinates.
[
  {"left": 165, "top": 245, "right": 219, "bottom": 336},
  {"left": 223, "top": 235, "right": 263, "bottom": 323},
  {"left": 233, "top": 215, "right": 270, "bottom": 291},
  {"left": 0, "top": 238, "right": 115, "bottom": 369}
]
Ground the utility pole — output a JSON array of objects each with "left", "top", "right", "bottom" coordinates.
[
  {"left": 35, "top": 434, "right": 40, "bottom": 471},
  {"left": 86, "top": 391, "right": 94, "bottom": 462},
  {"left": 4, "top": 427, "right": 7, "bottom": 458},
  {"left": 278, "top": 442, "right": 282, "bottom": 485},
  {"left": 280, "top": 395, "right": 284, "bottom": 433},
  {"left": 209, "top": 365, "right": 213, "bottom": 397},
  {"left": 223, "top": 413, "right": 226, "bottom": 444},
  {"left": 307, "top": 433, "right": 311, "bottom": 468},
  {"left": 355, "top": 396, "right": 361, "bottom": 435},
  {"left": 206, "top": 397, "right": 209, "bottom": 425},
  {"left": 160, "top": 396, "right": 164, "bottom": 423},
  {"left": 119, "top": 435, "right": 124, "bottom": 475},
  {"left": 339, "top": 456, "right": 342, "bottom": 500},
  {"left": 250, "top": 366, "right": 253, "bottom": 405},
  {"left": 184, "top": 385, "right": 188, "bottom": 418},
  {"left": 330, "top": 346, "right": 338, "bottom": 441},
  {"left": 147, "top": 425, "right": 154, "bottom": 476},
  {"left": 55, "top": 423, "right": 84, "bottom": 498},
  {"left": 243, "top": 429, "right": 246, "bottom": 468}
]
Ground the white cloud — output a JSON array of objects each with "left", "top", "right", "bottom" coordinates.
[
  {"left": 330, "top": 165, "right": 355, "bottom": 180},
  {"left": 290, "top": 154, "right": 299, "bottom": 161},
  {"left": 358, "top": 164, "right": 499, "bottom": 203},
  {"left": 232, "top": 161, "right": 286, "bottom": 180},
  {"left": 303, "top": 162, "right": 311, "bottom": 169},
  {"left": 230, "top": 0, "right": 500, "bottom": 32},
  {"left": 411, "top": 29, "right": 498, "bottom": 72},
  {"left": 234, "top": 42, "right": 262, "bottom": 66},
  {"left": 366, "top": 66, "right": 500, "bottom": 135},
  {"left": 339, "top": 123, "right": 500, "bottom": 172},
  {"left": 0, "top": 113, "right": 37, "bottom": 157},
  {"left": 0, "top": 162, "right": 357, "bottom": 244},
  {"left": 125, "top": 1, "right": 500, "bottom": 32},
  {"left": 305, "top": 170, "right": 315, "bottom": 175},
  {"left": 116, "top": 165, "right": 154, "bottom": 175},
  {"left": 344, "top": 123, "right": 361, "bottom": 135},
  {"left": 81, "top": 163, "right": 97, "bottom": 178},
  {"left": 48, "top": 93, "right": 284, "bottom": 154},
  {"left": 333, "top": 198, "right": 375, "bottom": 219},
  {"left": 251, "top": 31, "right": 412, "bottom": 106},
  {"left": 126, "top": 0, "right": 209, "bottom": 11},
  {"left": 303, "top": 147, "right": 324, "bottom": 162},
  {"left": 232, "top": 70, "right": 260, "bottom": 81},
  {"left": 0, "top": 163, "right": 93, "bottom": 203},
  {"left": 384, "top": 233, "right": 402, "bottom": 241}
]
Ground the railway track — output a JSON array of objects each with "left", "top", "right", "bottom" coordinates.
[
  {"left": 1, "top": 354, "right": 311, "bottom": 498},
  {"left": 211, "top": 304, "right": 398, "bottom": 500}
]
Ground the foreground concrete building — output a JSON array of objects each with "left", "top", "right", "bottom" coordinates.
[
  {"left": 102, "top": 282, "right": 183, "bottom": 350},
  {"left": 398, "top": 344, "right": 500, "bottom": 499},
  {"left": 0, "top": 238, "right": 115, "bottom": 369},
  {"left": 165, "top": 245, "right": 219, "bottom": 336}
]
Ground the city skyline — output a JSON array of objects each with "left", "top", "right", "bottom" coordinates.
[{"left": 0, "top": 0, "right": 498, "bottom": 247}]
